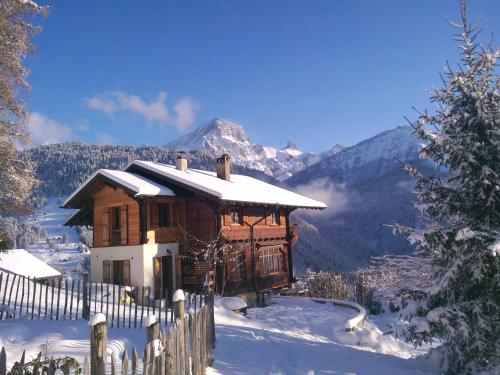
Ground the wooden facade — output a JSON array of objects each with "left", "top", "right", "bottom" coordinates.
[
  {"left": 90, "top": 184, "right": 292, "bottom": 296},
  {"left": 64, "top": 156, "right": 325, "bottom": 299}
]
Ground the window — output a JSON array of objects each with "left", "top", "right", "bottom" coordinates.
[
  {"left": 158, "top": 203, "right": 170, "bottom": 227},
  {"left": 270, "top": 209, "right": 280, "bottom": 225},
  {"left": 230, "top": 207, "right": 242, "bottom": 225},
  {"left": 112, "top": 259, "right": 130, "bottom": 286},
  {"left": 259, "top": 247, "right": 285, "bottom": 275},
  {"left": 230, "top": 251, "right": 247, "bottom": 281},
  {"left": 112, "top": 207, "right": 121, "bottom": 230},
  {"left": 110, "top": 206, "right": 121, "bottom": 246}
]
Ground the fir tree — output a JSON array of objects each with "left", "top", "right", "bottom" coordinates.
[{"left": 397, "top": 2, "right": 499, "bottom": 373}]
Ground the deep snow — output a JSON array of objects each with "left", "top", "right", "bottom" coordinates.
[
  {"left": 208, "top": 296, "right": 437, "bottom": 375},
  {"left": 0, "top": 296, "right": 439, "bottom": 374}
]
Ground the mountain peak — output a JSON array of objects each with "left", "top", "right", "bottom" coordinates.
[
  {"left": 284, "top": 140, "right": 299, "bottom": 150},
  {"left": 167, "top": 118, "right": 251, "bottom": 152}
]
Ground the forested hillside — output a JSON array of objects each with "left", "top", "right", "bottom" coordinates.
[{"left": 23, "top": 142, "right": 275, "bottom": 207}]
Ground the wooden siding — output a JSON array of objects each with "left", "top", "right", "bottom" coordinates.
[
  {"left": 221, "top": 207, "right": 287, "bottom": 242},
  {"left": 93, "top": 186, "right": 140, "bottom": 247},
  {"left": 92, "top": 186, "right": 292, "bottom": 295}
]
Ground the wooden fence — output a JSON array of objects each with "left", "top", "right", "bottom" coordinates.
[
  {"left": 0, "top": 271, "right": 207, "bottom": 329},
  {"left": 0, "top": 291, "right": 215, "bottom": 375}
]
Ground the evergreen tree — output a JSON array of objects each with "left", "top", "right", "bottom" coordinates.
[
  {"left": 0, "top": 0, "right": 47, "bottom": 216},
  {"left": 397, "top": 2, "right": 499, "bottom": 373}
]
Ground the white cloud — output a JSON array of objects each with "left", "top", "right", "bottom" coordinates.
[
  {"left": 76, "top": 121, "right": 90, "bottom": 132},
  {"left": 84, "top": 90, "right": 199, "bottom": 133},
  {"left": 27, "top": 112, "right": 73, "bottom": 145},
  {"left": 173, "top": 97, "right": 199, "bottom": 134},
  {"left": 293, "top": 178, "right": 351, "bottom": 217},
  {"left": 85, "top": 95, "right": 118, "bottom": 117},
  {"left": 96, "top": 133, "right": 115, "bottom": 145}
]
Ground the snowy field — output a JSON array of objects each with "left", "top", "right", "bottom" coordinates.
[
  {"left": 209, "top": 296, "right": 438, "bottom": 375},
  {"left": 0, "top": 296, "right": 439, "bottom": 374},
  {"left": 4, "top": 200, "right": 441, "bottom": 374}
]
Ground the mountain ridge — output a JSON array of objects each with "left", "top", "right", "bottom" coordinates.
[
  {"left": 167, "top": 118, "right": 333, "bottom": 180},
  {"left": 22, "top": 122, "right": 428, "bottom": 273}
]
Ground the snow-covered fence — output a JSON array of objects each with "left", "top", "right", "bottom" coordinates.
[
  {"left": 0, "top": 271, "right": 210, "bottom": 329},
  {"left": 0, "top": 291, "right": 216, "bottom": 375}
]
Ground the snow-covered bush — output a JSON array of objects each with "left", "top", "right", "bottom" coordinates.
[
  {"left": 352, "top": 255, "right": 433, "bottom": 314},
  {"left": 76, "top": 225, "right": 93, "bottom": 247},
  {"left": 0, "top": 217, "right": 48, "bottom": 248},
  {"left": 305, "top": 270, "right": 348, "bottom": 300},
  {"left": 394, "top": 3, "right": 499, "bottom": 373}
]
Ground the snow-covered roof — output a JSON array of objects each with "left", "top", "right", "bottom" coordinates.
[
  {"left": 128, "top": 160, "right": 327, "bottom": 209},
  {"left": 63, "top": 169, "right": 175, "bottom": 207},
  {"left": 0, "top": 249, "right": 61, "bottom": 279}
]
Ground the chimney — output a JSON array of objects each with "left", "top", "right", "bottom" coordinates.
[
  {"left": 216, "top": 154, "right": 231, "bottom": 181},
  {"left": 176, "top": 151, "right": 188, "bottom": 172}
]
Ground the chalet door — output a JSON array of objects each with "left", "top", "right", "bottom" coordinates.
[
  {"left": 162, "top": 256, "right": 174, "bottom": 298},
  {"left": 153, "top": 256, "right": 174, "bottom": 299}
]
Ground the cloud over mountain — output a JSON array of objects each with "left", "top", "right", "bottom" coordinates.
[
  {"left": 85, "top": 91, "right": 199, "bottom": 133},
  {"left": 27, "top": 112, "right": 73, "bottom": 145}
]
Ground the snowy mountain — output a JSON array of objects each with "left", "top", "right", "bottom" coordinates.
[
  {"left": 167, "top": 118, "right": 323, "bottom": 180},
  {"left": 287, "top": 126, "right": 437, "bottom": 273},
  {"left": 21, "top": 124, "right": 434, "bottom": 274}
]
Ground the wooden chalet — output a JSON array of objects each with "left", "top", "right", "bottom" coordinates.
[{"left": 63, "top": 153, "right": 326, "bottom": 304}]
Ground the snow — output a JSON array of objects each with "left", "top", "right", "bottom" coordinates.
[
  {"left": 64, "top": 169, "right": 175, "bottom": 207},
  {"left": 167, "top": 118, "right": 322, "bottom": 181},
  {"left": 0, "top": 319, "right": 146, "bottom": 370},
  {"left": 221, "top": 297, "right": 247, "bottom": 311},
  {"left": 0, "top": 249, "right": 61, "bottom": 279},
  {"left": 23, "top": 198, "right": 88, "bottom": 280},
  {"left": 0, "top": 295, "right": 440, "bottom": 374},
  {"left": 172, "top": 289, "right": 185, "bottom": 302},
  {"left": 145, "top": 315, "right": 157, "bottom": 327},
  {"left": 128, "top": 160, "right": 327, "bottom": 209},
  {"left": 89, "top": 313, "right": 107, "bottom": 327},
  {"left": 151, "top": 339, "right": 164, "bottom": 357},
  {"left": 208, "top": 296, "right": 438, "bottom": 375}
]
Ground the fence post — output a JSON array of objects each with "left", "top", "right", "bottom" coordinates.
[
  {"left": 145, "top": 315, "right": 160, "bottom": 343},
  {"left": 89, "top": 313, "right": 107, "bottom": 375},
  {"left": 0, "top": 347, "right": 6, "bottom": 375},
  {"left": 173, "top": 290, "right": 185, "bottom": 322},
  {"left": 82, "top": 274, "right": 90, "bottom": 320}
]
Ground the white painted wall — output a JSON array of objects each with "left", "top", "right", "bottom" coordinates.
[{"left": 90, "top": 243, "right": 179, "bottom": 289}]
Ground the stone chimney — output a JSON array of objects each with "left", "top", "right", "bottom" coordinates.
[
  {"left": 216, "top": 154, "right": 231, "bottom": 181},
  {"left": 176, "top": 151, "right": 188, "bottom": 172}
]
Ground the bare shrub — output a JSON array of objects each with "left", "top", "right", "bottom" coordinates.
[{"left": 305, "top": 270, "right": 348, "bottom": 300}]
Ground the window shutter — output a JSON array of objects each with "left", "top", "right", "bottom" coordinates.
[
  {"left": 102, "top": 207, "right": 110, "bottom": 246},
  {"left": 103, "top": 260, "right": 110, "bottom": 283},
  {"left": 120, "top": 204, "right": 128, "bottom": 245},
  {"left": 123, "top": 259, "right": 130, "bottom": 286}
]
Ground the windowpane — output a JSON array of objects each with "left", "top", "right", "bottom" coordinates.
[
  {"left": 259, "top": 247, "right": 285, "bottom": 275},
  {"left": 230, "top": 208, "right": 242, "bottom": 225},
  {"left": 112, "top": 207, "right": 121, "bottom": 230},
  {"left": 159, "top": 203, "right": 170, "bottom": 227}
]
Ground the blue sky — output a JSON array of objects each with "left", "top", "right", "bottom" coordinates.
[{"left": 26, "top": 0, "right": 499, "bottom": 152}]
